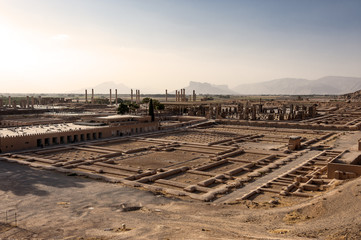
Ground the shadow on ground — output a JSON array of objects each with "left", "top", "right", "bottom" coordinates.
[{"left": 0, "top": 161, "right": 87, "bottom": 196}]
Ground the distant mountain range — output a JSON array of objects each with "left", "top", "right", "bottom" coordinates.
[
  {"left": 182, "top": 76, "right": 361, "bottom": 95},
  {"left": 70, "top": 76, "right": 361, "bottom": 95},
  {"left": 183, "top": 81, "right": 237, "bottom": 95},
  {"left": 233, "top": 76, "right": 361, "bottom": 95}
]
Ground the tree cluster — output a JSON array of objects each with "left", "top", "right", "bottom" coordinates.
[
  {"left": 117, "top": 99, "right": 139, "bottom": 114},
  {"left": 141, "top": 97, "right": 165, "bottom": 110}
]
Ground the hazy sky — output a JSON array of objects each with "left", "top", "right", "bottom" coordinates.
[{"left": 1, "top": 0, "right": 361, "bottom": 93}]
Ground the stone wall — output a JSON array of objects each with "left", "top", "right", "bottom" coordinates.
[
  {"left": 0, "top": 121, "right": 159, "bottom": 153},
  {"left": 215, "top": 119, "right": 359, "bottom": 131},
  {"left": 327, "top": 162, "right": 361, "bottom": 179}
]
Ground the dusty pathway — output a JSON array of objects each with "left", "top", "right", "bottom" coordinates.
[{"left": 215, "top": 150, "right": 321, "bottom": 203}]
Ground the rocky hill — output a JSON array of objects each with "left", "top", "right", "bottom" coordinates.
[
  {"left": 183, "top": 81, "right": 237, "bottom": 95},
  {"left": 344, "top": 89, "right": 361, "bottom": 100},
  {"left": 234, "top": 76, "right": 361, "bottom": 95}
]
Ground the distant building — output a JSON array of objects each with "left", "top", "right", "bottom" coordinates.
[{"left": 0, "top": 115, "right": 158, "bottom": 153}]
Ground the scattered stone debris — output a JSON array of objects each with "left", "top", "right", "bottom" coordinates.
[{"left": 114, "top": 203, "right": 143, "bottom": 212}]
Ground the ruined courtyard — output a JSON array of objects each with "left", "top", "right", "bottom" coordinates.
[{"left": 1, "top": 93, "right": 361, "bottom": 239}]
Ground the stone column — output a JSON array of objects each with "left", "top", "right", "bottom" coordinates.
[
  {"left": 193, "top": 90, "right": 196, "bottom": 101},
  {"left": 136, "top": 90, "right": 140, "bottom": 103},
  {"left": 290, "top": 104, "right": 294, "bottom": 114},
  {"left": 237, "top": 103, "right": 243, "bottom": 119},
  {"left": 13, "top": 100, "right": 16, "bottom": 109},
  {"left": 282, "top": 105, "right": 286, "bottom": 114},
  {"left": 85, "top": 90, "right": 88, "bottom": 103},
  {"left": 109, "top": 89, "right": 112, "bottom": 105},
  {"left": 309, "top": 105, "right": 316, "bottom": 118},
  {"left": 91, "top": 89, "right": 94, "bottom": 104},
  {"left": 251, "top": 105, "right": 257, "bottom": 120},
  {"left": 136, "top": 90, "right": 139, "bottom": 104},
  {"left": 244, "top": 106, "right": 249, "bottom": 120},
  {"left": 131, "top": 89, "right": 134, "bottom": 103},
  {"left": 8, "top": 96, "right": 11, "bottom": 107},
  {"left": 165, "top": 89, "right": 168, "bottom": 102},
  {"left": 208, "top": 104, "right": 212, "bottom": 119},
  {"left": 115, "top": 89, "right": 118, "bottom": 105},
  {"left": 31, "top": 96, "right": 34, "bottom": 109},
  {"left": 289, "top": 104, "right": 294, "bottom": 120},
  {"left": 215, "top": 104, "right": 219, "bottom": 119},
  {"left": 26, "top": 96, "right": 29, "bottom": 108}
]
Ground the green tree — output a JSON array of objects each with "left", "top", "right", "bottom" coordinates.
[
  {"left": 141, "top": 97, "right": 151, "bottom": 104},
  {"left": 117, "top": 100, "right": 129, "bottom": 114},
  {"left": 149, "top": 99, "right": 155, "bottom": 121},
  {"left": 129, "top": 102, "right": 139, "bottom": 113},
  {"left": 156, "top": 102, "right": 165, "bottom": 110},
  {"left": 151, "top": 99, "right": 165, "bottom": 110}
]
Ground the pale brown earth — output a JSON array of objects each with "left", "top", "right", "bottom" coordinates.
[
  {"left": 1, "top": 159, "right": 361, "bottom": 240},
  {"left": 1, "top": 131, "right": 361, "bottom": 239}
]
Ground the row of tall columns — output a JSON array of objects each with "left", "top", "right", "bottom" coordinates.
[
  {"left": 137, "top": 90, "right": 141, "bottom": 104},
  {"left": 85, "top": 89, "right": 120, "bottom": 105},
  {"left": 175, "top": 90, "right": 179, "bottom": 101},
  {"left": 173, "top": 89, "right": 196, "bottom": 102},
  {"left": 108, "top": 89, "right": 118, "bottom": 105},
  {"left": 181, "top": 89, "right": 186, "bottom": 101},
  {"left": 85, "top": 89, "right": 95, "bottom": 104},
  {"left": 84, "top": 87, "right": 192, "bottom": 104},
  {"left": 209, "top": 103, "right": 317, "bottom": 121},
  {"left": 133, "top": 89, "right": 141, "bottom": 104},
  {"left": 1, "top": 96, "right": 34, "bottom": 109},
  {"left": 175, "top": 89, "right": 186, "bottom": 102}
]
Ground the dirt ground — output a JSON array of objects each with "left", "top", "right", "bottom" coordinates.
[
  {"left": 1, "top": 159, "right": 361, "bottom": 240},
  {"left": 1, "top": 131, "right": 361, "bottom": 239}
]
